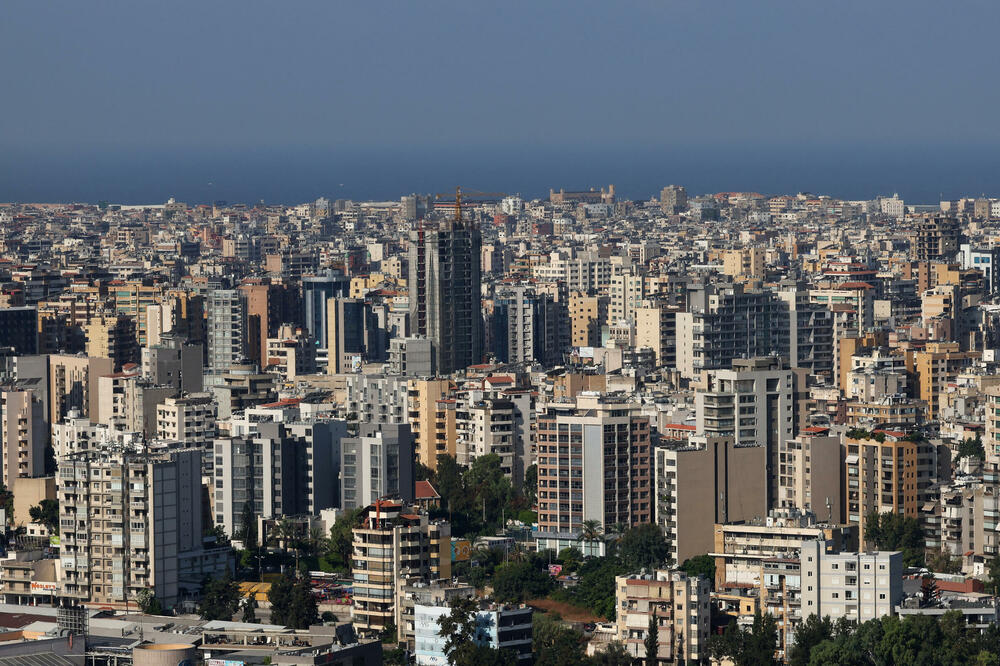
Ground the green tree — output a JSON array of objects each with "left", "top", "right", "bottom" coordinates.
[
  {"left": 533, "top": 612, "right": 587, "bottom": 666},
  {"left": 619, "top": 523, "right": 671, "bottom": 570},
  {"left": 435, "top": 454, "right": 466, "bottom": 512},
  {"left": 199, "top": 572, "right": 240, "bottom": 621},
  {"left": 135, "top": 588, "right": 163, "bottom": 615},
  {"left": 925, "top": 549, "right": 962, "bottom": 574},
  {"left": 438, "top": 595, "right": 482, "bottom": 658},
  {"left": 645, "top": 610, "right": 658, "bottom": 666},
  {"left": 523, "top": 464, "right": 538, "bottom": 505},
  {"left": 328, "top": 507, "right": 363, "bottom": 568},
  {"left": 708, "top": 610, "right": 777, "bottom": 666},
  {"left": 864, "top": 511, "right": 925, "bottom": 568},
  {"left": 239, "top": 501, "right": 258, "bottom": 549},
  {"left": 988, "top": 554, "right": 1000, "bottom": 596},
  {"left": 679, "top": 554, "right": 715, "bottom": 587},
  {"left": 590, "top": 641, "right": 631, "bottom": 665},
  {"left": 956, "top": 434, "right": 985, "bottom": 461},
  {"left": 578, "top": 519, "right": 604, "bottom": 549},
  {"left": 491, "top": 562, "right": 553, "bottom": 602},
  {"left": 269, "top": 573, "right": 319, "bottom": 629},
  {"left": 435, "top": 595, "right": 516, "bottom": 665},
  {"left": 380, "top": 620, "right": 398, "bottom": 644},
  {"left": 551, "top": 556, "right": 628, "bottom": 620},
  {"left": 28, "top": 499, "right": 59, "bottom": 534},
  {"left": 241, "top": 597, "right": 258, "bottom": 623},
  {"left": 788, "top": 614, "right": 833, "bottom": 666}
]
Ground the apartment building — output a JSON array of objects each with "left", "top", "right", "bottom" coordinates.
[
  {"left": 213, "top": 421, "right": 343, "bottom": 537},
  {"left": 340, "top": 423, "right": 415, "bottom": 511},
  {"left": 85, "top": 315, "right": 139, "bottom": 371},
  {"left": 141, "top": 332, "right": 203, "bottom": 393},
  {"left": 776, "top": 428, "right": 844, "bottom": 521},
  {"left": 909, "top": 342, "right": 979, "bottom": 420},
  {"left": 535, "top": 393, "right": 651, "bottom": 551},
  {"left": 711, "top": 508, "right": 858, "bottom": 588},
  {"left": 351, "top": 501, "right": 451, "bottom": 639},
  {"left": 407, "top": 379, "right": 456, "bottom": 470},
  {"left": 614, "top": 570, "right": 711, "bottom": 665},
  {"left": 412, "top": 601, "right": 533, "bottom": 665},
  {"left": 841, "top": 430, "right": 949, "bottom": 540},
  {"left": 155, "top": 394, "right": 217, "bottom": 449},
  {"left": 695, "top": 356, "right": 795, "bottom": 509},
  {"left": 95, "top": 368, "right": 173, "bottom": 439},
  {"left": 655, "top": 437, "right": 768, "bottom": 565},
  {"left": 341, "top": 373, "right": 408, "bottom": 426},
  {"left": 800, "top": 540, "right": 903, "bottom": 622},
  {"left": 264, "top": 324, "right": 317, "bottom": 380},
  {"left": 569, "top": 292, "right": 608, "bottom": 348},
  {"left": 57, "top": 447, "right": 230, "bottom": 608},
  {"left": 634, "top": 302, "right": 677, "bottom": 368},
  {"left": 0, "top": 382, "right": 46, "bottom": 489}
]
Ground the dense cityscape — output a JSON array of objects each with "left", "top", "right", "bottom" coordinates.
[{"left": 0, "top": 188, "right": 998, "bottom": 664}]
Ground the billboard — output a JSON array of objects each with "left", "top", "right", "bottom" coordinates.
[{"left": 451, "top": 539, "right": 472, "bottom": 562}]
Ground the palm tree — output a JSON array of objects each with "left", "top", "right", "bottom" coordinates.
[
  {"left": 605, "top": 522, "right": 627, "bottom": 556},
  {"left": 578, "top": 519, "right": 604, "bottom": 555}
]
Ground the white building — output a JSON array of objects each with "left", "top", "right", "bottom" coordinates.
[
  {"left": 799, "top": 540, "right": 903, "bottom": 622},
  {"left": 413, "top": 602, "right": 533, "bottom": 665}
]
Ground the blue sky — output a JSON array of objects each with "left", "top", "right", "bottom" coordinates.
[{"left": 2, "top": 1, "right": 999, "bottom": 202}]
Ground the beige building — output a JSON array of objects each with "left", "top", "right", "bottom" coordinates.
[
  {"left": 85, "top": 315, "right": 139, "bottom": 371},
  {"left": 155, "top": 395, "right": 217, "bottom": 448},
  {"left": 635, "top": 302, "right": 677, "bottom": 367},
  {"left": 406, "top": 379, "right": 456, "bottom": 470},
  {"left": 58, "top": 447, "right": 230, "bottom": 608},
  {"left": 777, "top": 428, "right": 844, "bottom": 521},
  {"left": 842, "top": 431, "right": 933, "bottom": 537},
  {"left": 711, "top": 509, "right": 858, "bottom": 589},
  {"left": 655, "top": 437, "right": 768, "bottom": 565},
  {"left": 569, "top": 292, "right": 607, "bottom": 348},
  {"left": 722, "top": 247, "right": 766, "bottom": 279},
  {"left": 1, "top": 384, "right": 46, "bottom": 490},
  {"left": 351, "top": 501, "right": 451, "bottom": 640},
  {"left": 909, "top": 342, "right": 979, "bottom": 420},
  {"left": 614, "top": 570, "right": 711, "bottom": 664}
]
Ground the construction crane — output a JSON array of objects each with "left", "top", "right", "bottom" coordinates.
[{"left": 435, "top": 187, "right": 505, "bottom": 223}]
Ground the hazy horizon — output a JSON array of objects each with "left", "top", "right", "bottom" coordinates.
[{"left": 3, "top": 1, "right": 1000, "bottom": 204}]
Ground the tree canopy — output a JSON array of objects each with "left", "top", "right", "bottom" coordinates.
[
  {"left": 199, "top": 572, "right": 240, "bottom": 621},
  {"left": 864, "top": 511, "right": 925, "bottom": 568},
  {"left": 268, "top": 573, "right": 318, "bottom": 629}
]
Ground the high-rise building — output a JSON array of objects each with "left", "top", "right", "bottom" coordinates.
[
  {"left": 351, "top": 501, "right": 451, "bottom": 639},
  {"left": 654, "top": 437, "right": 768, "bottom": 565},
  {"left": 908, "top": 215, "right": 961, "bottom": 261},
  {"left": 535, "top": 393, "right": 651, "bottom": 553},
  {"left": 407, "top": 379, "right": 455, "bottom": 470},
  {"left": 302, "top": 272, "right": 350, "bottom": 361},
  {"left": 238, "top": 280, "right": 303, "bottom": 366},
  {"left": 659, "top": 185, "right": 688, "bottom": 214},
  {"left": 58, "top": 447, "right": 231, "bottom": 608},
  {"left": 695, "top": 357, "right": 795, "bottom": 509},
  {"left": 569, "top": 292, "right": 607, "bottom": 348},
  {"left": 492, "top": 284, "right": 560, "bottom": 365},
  {"left": 85, "top": 315, "right": 139, "bottom": 371},
  {"left": 635, "top": 302, "right": 678, "bottom": 368},
  {"left": 213, "top": 420, "right": 344, "bottom": 537},
  {"left": 1, "top": 383, "right": 46, "bottom": 489},
  {"left": 206, "top": 289, "right": 247, "bottom": 373},
  {"left": 327, "top": 297, "right": 374, "bottom": 374},
  {"left": 341, "top": 423, "right": 415, "bottom": 510},
  {"left": 0, "top": 306, "right": 38, "bottom": 355},
  {"left": 408, "top": 219, "right": 483, "bottom": 375},
  {"left": 141, "top": 332, "right": 203, "bottom": 393}
]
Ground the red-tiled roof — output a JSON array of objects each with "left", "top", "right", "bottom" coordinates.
[
  {"left": 803, "top": 426, "right": 830, "bottom": 434},
  {"left": 259, "top": 398, "right": 302, "bottom": 408},
  {"left": 415, "top": 480, "right": 440, "bottom": 500},
  {"left": 664, "top": 423, "right": 696, "bottom": 431}
]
